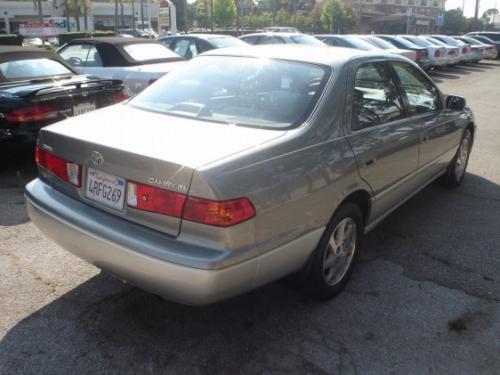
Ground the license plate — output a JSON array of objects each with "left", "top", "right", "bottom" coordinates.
[
  {"left": 73, "top": 102, "right": 96, "bottom": 116},
  {"left": 86, "top": 168, "right": 125, "bottom": 210}
]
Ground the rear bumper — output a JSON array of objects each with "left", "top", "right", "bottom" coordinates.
[{"left": 25, "top": 178, "right": 320, "bottom": 305}]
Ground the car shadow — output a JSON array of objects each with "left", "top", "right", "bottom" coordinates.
[
  {"left": 0, "top": 140, "right": 37, "bottom": 226},
  {"left": 429, "top": 70, "right": 461, "bottom": 83},
  {"left": 1, "top": 172, "right": 499, "bottom": 372}
]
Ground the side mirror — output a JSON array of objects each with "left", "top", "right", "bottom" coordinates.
[{"left": 446, "top": 95, "right": 466, "bottom": 111}]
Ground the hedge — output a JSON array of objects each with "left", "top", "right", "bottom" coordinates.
[
  {"left": 58, "top": 31, "right": 115, "bottom": 45},
  {"left": 0, "top": 34, "right": 22, "bottom": 46}
]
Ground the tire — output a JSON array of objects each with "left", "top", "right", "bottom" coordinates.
[
  {"left": 304, "top": 202, "right": 364, "bottom": 300},
  {"left": 441, "top": 129, "right": 472, "bottom": 187}
]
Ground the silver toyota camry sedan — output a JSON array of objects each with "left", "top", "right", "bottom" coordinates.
[{"left": 26, "top": 45, "right": 475, "bottom": 306}]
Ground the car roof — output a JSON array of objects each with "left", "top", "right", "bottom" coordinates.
[
  {"left": 200, "top": 44, "right": 398, "bottom": 67},
  {"left": 241, "top": 32, "right": 306, "bottom": 38},
  {"left": 68, "top": 37, "right": 159, "bottom": 46}
]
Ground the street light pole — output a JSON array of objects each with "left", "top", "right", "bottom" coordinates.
[{"left": 330, "top": 0, "right": 334, "bottom": 33}]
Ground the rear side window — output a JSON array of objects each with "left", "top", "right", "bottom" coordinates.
[
  {"left": 123, "top": 43, "right": 180, "bottom": 61},
  {"left": 259, "top": 36, "right": 285, "bottom": 45},
  {"left": 0, "top": 58, "right": 72, "bottom": 81},
  {"left": 173, "top": 39, "right": 199, "bottom": 59},
  {"left": 392, "top": 62, "right": 442, "bottom": 115},
  {"left": 240, "top": 35, "right": 259, "bottom": 45},
  {"left": 351, "top": 62, "right": 405, "bottom": 131}
]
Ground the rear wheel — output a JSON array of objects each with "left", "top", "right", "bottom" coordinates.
[
  {"left": 305, "top": 203, "right": 363, "bottom": 300},
  {"left": 441, "top": 129, "right": 472, "bottom": 187}
]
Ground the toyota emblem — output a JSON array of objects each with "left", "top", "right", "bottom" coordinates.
[{"left": 90, "top": 151, "right": 104, "bottom": 166}]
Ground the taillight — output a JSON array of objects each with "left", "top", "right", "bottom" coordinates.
[
  {"left": 7, "top": 104, "right": 58, "bottom": 123},
  {"left": 486, "top": 46, "right": 494, "bottom": 51},
  {"left": 448, "top": 50, "right": 456, "bottom": 55},
  {"left": 126, "top": 181, "right": 186, "bottom": 217},
  {"left": 462, "top": 47, "right": 467, "bottom": 54},
  {"left": 126, "top": 181, "right": 256, "bottom": 227},
  {"left": 416, "top": 50, "right": 424, "bottom": 60},
  {"left": 114, "top": 91, "right": 129, "bottom": 103},
  {"left": 183, "top": 196, "right": 256, "bottom": 227},
  {"left": 434, "top": 49, "right": 441, "bottom": 57},
  {"left": 35, "top": 146, "right": 81, "bottom": 187}
]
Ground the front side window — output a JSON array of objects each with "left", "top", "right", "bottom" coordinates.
[
  {"left": 290, "top": 35, "right": 325, "bottom": 46},
  {"left": 58, "top": 44, "right": 92, "bottom": 67},
  {"left": 123, "top": 43, "right": 180, "bottom": 61},
  {"left": 85, "top": 46, "right": 103, "bottom": 67},
  {"left": 208, "top": 37, "right": 247, "bottom": 48},
  {"left": 129, "top": 56, "right": 331, "bottom": 130},
  {"left": 351, "top": 62, "right": 405, "bottom": 130},
  {"left": 173, "top": 39, "right": 199, "bottom": 59},
  {"left": 392, "top": 62, "right": 442, "bottom": 115},
  {"left": 0, "top": 58, "right": 73, "bottom": 81}
]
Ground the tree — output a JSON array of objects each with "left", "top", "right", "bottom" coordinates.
[
  {"left": 320, "top": 0, "right": 357, "bottom": 33},
  {"left": 443, "top": 8, "right": 467, "bottom": 34},
  {"left": 214, "top": 0, "right": 237, "bottom": 27}
]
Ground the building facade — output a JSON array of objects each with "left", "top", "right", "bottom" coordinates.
[
  {"left": 0, "top": 0, "right": 160, "bottom": 34},
  {"left": 344, "top": 0, "right": 446, "bottom": 34}
]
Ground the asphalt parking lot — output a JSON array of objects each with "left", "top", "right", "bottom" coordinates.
[{"left": 1, "top": 61, "right": 499, "bottom": 374}]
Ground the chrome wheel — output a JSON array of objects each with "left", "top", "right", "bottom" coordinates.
[
  {"left": 455, "top": 136, "right": 469, "bottom": 179},
  {"left": 323, "top": 217, "right": 357, "bottom": 286}
]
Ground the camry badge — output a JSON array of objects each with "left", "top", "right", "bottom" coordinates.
[{"left": 90, "top": 151, "right": 104, "bottom": 166}]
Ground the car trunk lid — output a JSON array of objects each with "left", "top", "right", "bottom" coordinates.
[{"left": 38, "top": 104, "right": 285, "bottom": 236}]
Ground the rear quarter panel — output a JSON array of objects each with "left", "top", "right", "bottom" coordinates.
[{"left": 181, "top": 64, "right": 372, "bottom": 263}]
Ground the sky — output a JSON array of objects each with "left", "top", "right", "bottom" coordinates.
[{"left": 445, "top": 0, "right": 499, "bottom": 17}]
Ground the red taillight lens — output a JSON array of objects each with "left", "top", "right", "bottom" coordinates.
[
  {"left": 183, "top": 196, "right": 256, "bottom": 227},
  {"left": 462, "top": 47, "right": 467, "bottom": 54},
  {"left": 35, "top": 146, "right": 81, "bottom": 187},
  {"left": 127, "top": 181, "right": 186, "bottom": 217},
  {"left": 114, "top": 91, "right": 129, "bottom": 103},
  {"left": 434, "top": 49, "right": 441, "bottom": 57},
  {"left": 7, "top": 104, "right": 58, "bottom": 123},
  {"left": 448, "top": 50, "right": 456, "bottom": 55},
  {"left": 486, "top": 46, "right": 494, "bottom": 51},
  {"left": 416, "top": 50, "right": 424, "bottom": 60}
]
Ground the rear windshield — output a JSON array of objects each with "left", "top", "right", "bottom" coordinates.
[
  {"left": 129, "top": 56, "right": 331, "bottom": 130},
  {"left": 291, "top": 35, "right": 326, "bottom": 46},
  {"left": 344, "top": 37, "right": 378, "bottom": 50},
  {"left": 0, "top": 58, "right": 72, "bottom": 81},
  {"left": 208, "top": 37, "right": 247, "bottom": 48},
  {"left": 123, "top": 43, "right": 180, "bottom": 61}
]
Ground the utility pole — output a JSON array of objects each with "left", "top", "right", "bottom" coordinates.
[
  {"left": 474, "top": 0, "right": 480, "bottom": 20},
  {"left": 37, "top": 0, "right": 43, "bottom": 22},
  {"left": 141, "top": 0, "right": 144, "bottom": 29},
  {"left": 359, "top": 0, "right": 363, "bottom": 33}
]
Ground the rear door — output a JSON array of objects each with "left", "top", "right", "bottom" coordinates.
[
  {"left": 344, "top": 60, "right": 420, "bottom": 223},
  {"left": 390, "top": 61, "right": 462, "bottom": 180}
]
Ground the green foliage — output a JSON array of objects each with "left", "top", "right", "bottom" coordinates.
[
  {"left": 0, "top": 35, "right": 22, "bottom": 46},
  {"left": 214, "top": 0, "right": 237, "bottom": 27},
  {"left": 320, "top": 0, "right": 357, "bottom": 33},
  {"left": 442, "top": 8, "right": 467, "bottom": 34}
]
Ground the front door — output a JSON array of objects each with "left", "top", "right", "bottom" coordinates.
[
  {"left": 344, "top": 60, "right": 420, "bottom": 223},
  {"left": 390, "top": 61, "right": 463, "bottom": 181}
]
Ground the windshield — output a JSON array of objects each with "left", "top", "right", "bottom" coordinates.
[
  {"left": 345, "top": 37, "right": 378, "bottom": 50},
  {"left": 208, "top": 37, "right": 247, "bottom": 48},
  {"left": 291, "top": 35, "right": 326, "bottom": 46},
  {"left": 365, "top": 36, "right": 395, "bottom": 49},
  {"left": 406, "top": 36, "right": 432, "bottom": 47},
  {"left": 435, "top": 36, "right": 460, "bottom": 46},
  {"left": 0, "top": 58, "right": 72, "bottom": 81},
  {"left": 123, "top": 43, "right": 180, "bottom": 61},
  {"left": 425, "top": 37, "right": 446, "bottom": 46},
  {"left": 129, "top": 56, "right": 331, "bottom": 130}
]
